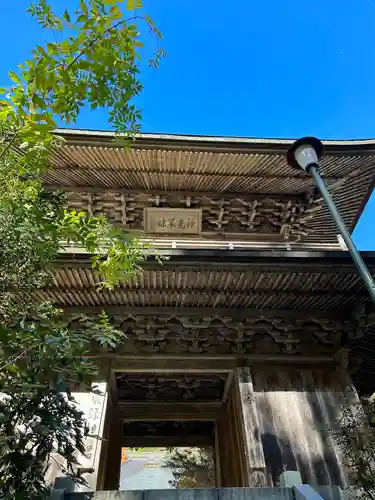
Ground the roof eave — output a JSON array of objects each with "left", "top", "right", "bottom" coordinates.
[
  {"left": 54, "top": 248, "right": 375, "bottom": 271},
  {"left": 53, "top": 128, "right": 375, "bottom": 155}
]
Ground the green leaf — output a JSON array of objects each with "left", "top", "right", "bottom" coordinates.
[
  {"left": 80, "top": 0, "right": 89, "bottom": 15},
  {"left": 126, "top": 0, "right": 142, "bottom": 9},
  {"left": 8, "top": 71, "right": 21, "bottom": 85},
  {"left": 109, "top": 4, "right": 122, "bottom": 17},
  {"left": 63, "top": 9, "right": 71, "bottom": 22}
]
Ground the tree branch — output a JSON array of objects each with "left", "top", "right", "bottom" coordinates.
[
  {"left": 0, "top": 130, "right": 20, "bottom": 162},
  {"left": 0, "top": 15, "right": 145, "bottom": 157},
  {"left": 0, "top": 341, "right": 43, "bottom": 371},
  {"left": 65, "top": 16, "right": 143, "bottom": 72}
]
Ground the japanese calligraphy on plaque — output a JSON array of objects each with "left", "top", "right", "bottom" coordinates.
[{"left": 143, "top": 208, "right": 202, "bottom": 235}]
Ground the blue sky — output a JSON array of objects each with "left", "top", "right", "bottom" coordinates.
[{"left": 1, "top": 1, "right": 375, "bottom": 248}]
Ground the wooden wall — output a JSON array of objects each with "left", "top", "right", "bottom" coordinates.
[{"left": 237, "top": 366, "right": 351, "bottom": 488}]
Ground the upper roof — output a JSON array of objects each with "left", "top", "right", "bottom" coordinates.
[{"left": 45, "top": 129, "right": 375, "bottom": 246}]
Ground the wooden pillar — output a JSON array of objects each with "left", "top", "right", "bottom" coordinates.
[
  {"left": 101, "top": 407, "right": 122, "bottom": 490},
  {"left": 97, "top": 371, "right": 122, "bottom": 491},
  {"left": 214, "top": 422, "right": 222, "bottom": 487},
  {"left": 217, "top": 368, "right": 267, "bottom": 487},
  {"left": 236, "top": 367, "right": 267, "bottom": 487}
]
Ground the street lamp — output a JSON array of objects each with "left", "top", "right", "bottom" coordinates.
[{"left": 286, "top": 137, "right": 375, "bottom": 305}]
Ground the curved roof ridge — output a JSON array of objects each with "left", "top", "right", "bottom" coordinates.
[{"left": 54, "top": 128, "right": 375, "bottom": 147}]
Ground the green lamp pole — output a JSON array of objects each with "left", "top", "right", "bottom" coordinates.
[{"left": 286, "top": 137, "right": 375, "bottom": 304}]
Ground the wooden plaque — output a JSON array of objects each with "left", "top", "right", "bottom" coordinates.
[{"left": 143, "top": 207, "right": 202, "bottom": 235}]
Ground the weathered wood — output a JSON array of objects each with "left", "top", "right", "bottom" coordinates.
[
  {"left": 44, "top": 285, "right": 368, "bottom": 300},
  {"left": 46, "top": 184, "right": 304, "bottom": 202},
  {"left": 232, "top": 383, "right": 250, "bottom": 486},
  {"left": 111, "top": 358, "right": 238, "bottom": 373},
  {"left": 251, "top": 367, "right": 350, "bottom": 487},
  {"left": 119, "top": 402, "right": 221, "bottom": 421},
  {"left": 54, "top": 249, "right": 375, "bottom": 275},
  {"left": 218, "top": 374, "right": 250, "bottom": 487},
  {"left": 101, "top": 380, "right": 122, "bottom": 491},
  {"left": 236, "top": 368, "right": 267, "bottom": 487},
  {"left": 60, "top": 180, "right": 323, "bottom": 242},
  {"left": 62, "top": 306, "right": 346, "bottom": 321},
  {"left": 121, "top": 436, "right": 214, "bottom": 447},
  {"left": 217, "top": 395, "right": 233, "bottom": 485},
  {"left": 108, "top": 357, "right": 336, "bottom": 372},
  {"left": 222, "top": 372, "right": 234, "bottom": 403},
  {"left": 97, "top": 371, "right": 117, "bottom": 491},
  {"left": 215, "top": 421, "right": 222, "bottom": 487}
]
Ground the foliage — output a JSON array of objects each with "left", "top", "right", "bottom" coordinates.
[
  {"left": 163, "top": 448, "right": 215, "bottom": 489},
  {"left": 331, "top": 394, "right": 375, "bottom": 500},
  {"left": 0, "top": 386, "right": 90, "bottom": 499},
  {"left": 0, "top": 0, "right": 165, "bottom": 498}
]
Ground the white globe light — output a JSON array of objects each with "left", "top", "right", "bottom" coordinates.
[
  {"left": 294, "top": 145, "right": 319, "bottom": 172},
  {"left": 286, "top": 137, "right": 323, "bottom": 172}
]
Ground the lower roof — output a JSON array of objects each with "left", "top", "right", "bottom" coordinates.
[{"left": 51, "top": 249, "right": 375, "bottom": 394}]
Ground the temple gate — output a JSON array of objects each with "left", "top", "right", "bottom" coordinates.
[{"left": 44, "top": 130, "right": 375, "bottom": 490}]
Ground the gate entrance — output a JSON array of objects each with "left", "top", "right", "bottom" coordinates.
[
  {"left": 97, "top": 366, "right": 350, "bottom": 490},
  {"left": 97, "top": 370, "right": 249, "bottom": 489}
]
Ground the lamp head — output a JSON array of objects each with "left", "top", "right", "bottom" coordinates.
[{"left": 286, "top": 137, "right": 324, "bottom": 173}]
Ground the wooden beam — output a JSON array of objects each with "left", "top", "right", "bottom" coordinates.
[
  {"left": 44, "top": 286, "right": 367, "bottom": 300},
  {"left": 110, "top": 357, "right": 235, "bottom": 372},
  {"left": 119, "top": 400, "right": 221, "bottom": 406},
  {"left": 107, "top": 356, "right": 336, "bottom": 373},
  {"left": 46, "top": 184, "right": 305, "bottom": 202},
  {"left": 121, "top": 436, "right": 214, "bottom": 447},
  {"left": 63, "top": 305, "right": 347, "bottom": 320},
  {"left": 52, "top": 249, "right": 375, "bottom": 274},
  {"left": 119, "top": 402, "right": 221, "bottom": 420}
]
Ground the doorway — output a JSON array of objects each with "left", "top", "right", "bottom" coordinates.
[
  {"left": 119, "top": 420, "right": 216, "bottom": 490},
  {"left": 99, "top": 370, "right": 249, "bottom": 489}
]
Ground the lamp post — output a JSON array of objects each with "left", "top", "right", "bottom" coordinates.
[{"left": 286, "top": 137, "right": 375, "bottom": 305}]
